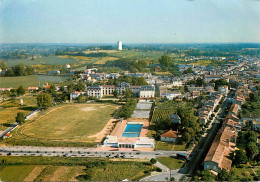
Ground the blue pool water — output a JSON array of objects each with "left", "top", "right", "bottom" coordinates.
[{"left": 122, "top": 124, "right": 143, "bottom": 138}]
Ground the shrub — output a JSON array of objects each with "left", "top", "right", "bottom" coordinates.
[
  {"left": 150, "top": 158, "right": 157, "bottom": 164},
  {"left": 156, "top": 168, "right": 162, "bottom": 172}
]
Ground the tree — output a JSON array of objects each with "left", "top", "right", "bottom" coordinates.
[
  {"left": 246, "top": 142, "right": 259, "bottom": 160},
  {"left": 218, "top": 169, "right": 233, "bottom": 181},
  {"left": 37, "top": 93, "right": 52, "bottom": 109},
  {"left": 17, "top": 85, "right": 25, "bottom": 96},
  {"left": 183, "top": 67, "right": 193, "bottom": 74},
  {"left": 0, "top": 61, "right": 7, "bottom": 70},
  {"left": 124, "top": 88, "right": 132, "bottom": 98},
  {"left": 159, "top": 55, "right": 171, "bottom": 69},
  {"left": 150, "top": 158, "right": 157, "bottom": 164},
  {"left": 76, "top": 80, "right": 86, "bottom": 91},
  {"left": 16, "top": 112, "right": 25, "bottom": 124},
  {"left": 234, "top": 150, "right": 248, "bottom": 165},
  {"left": 5, "top": 69, "right": 15, "bottom": 76},
  {"left": 49, "top": 85, "right": 56, "bottom": 94},
  {"left": 112, "top": 89, "right": 118, "bottom": 98}
]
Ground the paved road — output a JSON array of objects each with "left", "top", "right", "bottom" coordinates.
[
  {"left": 0, "top": 122, "right": 18, "bottom": 138},
  {"left": 0, "top": 146, "right": 190, "bottom": 159},
  {"left": 141, "top": 169, "right": 184, "bottom": 181}
]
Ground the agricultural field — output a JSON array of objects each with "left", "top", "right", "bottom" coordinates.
[
  {"left": 0, "top": 75, "right": 68, "bottom": 88},
  {"left": 151, "top": 109, "right": 176, "bottom": 122},
  {"left": 94, "top": 56, "right": 119, "bottom": 64},
  {"left": 0, "top": 156, "right": 153, "bottom": 181},
  {"left": 19, "top": 103, "right": 118, "bottom": 142},
  {"left": 108, "top": 50, "right": 164, "bottom": 62},
  {"left": 157, "top": 157, "right": 184, "bottom": 170},
  {"left": 84, "top": 161, "right": 154, "bottom": 181},
  {"left": 2, "top": 56, "right": 76, "bottom": 67}
]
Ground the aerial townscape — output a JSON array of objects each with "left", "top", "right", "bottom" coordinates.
[{"left": 0, "top": 0, "right": 259, "bottom": 182}]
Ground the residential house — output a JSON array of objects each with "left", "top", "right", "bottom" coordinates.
[
  {"left": 160, "top": 130, "right": 178, "bottom": 142},
  {"left": 169, "top": 114, "right": 181, "bottom": 124}
]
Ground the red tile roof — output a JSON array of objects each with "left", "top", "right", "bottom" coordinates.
[{"left": 161, "top": 130, "right": 178, "bottom": 138}]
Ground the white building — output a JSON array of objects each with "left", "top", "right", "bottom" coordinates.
[{"left": 117, "top": 41, "right": 122, "bottom": 51}]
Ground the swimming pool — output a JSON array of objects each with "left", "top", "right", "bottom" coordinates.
[{"left": 121, "top": 123, "right": 143, "bottom": 138}]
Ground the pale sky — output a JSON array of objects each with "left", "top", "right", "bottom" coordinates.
[{"left": 0, "top": 0, "right": 260, "bottom": 43}]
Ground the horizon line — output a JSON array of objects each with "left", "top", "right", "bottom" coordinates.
[{"left": 1, "top": 42, "right": 260, "bottom": 45}]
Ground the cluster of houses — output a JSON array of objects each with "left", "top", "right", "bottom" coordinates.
[
  {"left": 203, "top": 103, "right": 241, "bottom": 174},
  {"left": 198, "top": 92, "right": 224, "bottom": 125}
]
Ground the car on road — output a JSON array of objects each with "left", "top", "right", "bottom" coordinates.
[
  {"left": 155, "top": 153, "right": 163, "bottom": 155},
  {"left": 7, "top": 152, "right": 11, "bottom": 156}
]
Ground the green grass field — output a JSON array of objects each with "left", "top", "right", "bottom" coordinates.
[
  {"left": 20, "top": 104, "right": 117, "bottom": 142},
  {"left": 2, "top": 56, "right": 76, "bottom": 67},
  {"left": 0, "top": 165, "right": 35, "bottom": 181},
  {"left": 0, "top": 94, "right": 38, "bottom": 130},
  {"left": 85, "top": 162, "right": 153, "bottom": 181},
  {"left": 157, "top": 157, "right": 184, "bottom": 169},
  {"left": 155, "top": 141, "right": 174, "bottom": 151},
  {"left": 0, "top": 75, "right": 68, "bottom": 88},
  {"left": 0, "top": 156, "right": 153, "bottom": 181}
]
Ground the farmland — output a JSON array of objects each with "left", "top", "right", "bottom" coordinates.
[
  {"left": 19, "top": 103, "right": 118, "bottom": 142},
  {"left": 83, "top": 161, "right": 154, "bottom": 181},
  {"left": 0, "top": 156, "right": 154, "bottom": 181},
  {"left": 0, "top": 75, "right": 68, "bottom": 88},
  {"left": 152, "top": 109, "right": 176, "bottom": 122},
  {"left": 2, "top": 56, "right": 76, "bottom": 67}
]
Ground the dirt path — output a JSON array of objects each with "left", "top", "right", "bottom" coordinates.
[
  {"left": 24, "top": 166, "right": 45, "bottom": 182},
  {"left": 49, "top": 167, "right": 70, "bottom": 181}
]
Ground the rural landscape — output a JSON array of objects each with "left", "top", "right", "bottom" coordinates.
[{"left": 0, "top": 0, "right": 260, "bottom": 181}]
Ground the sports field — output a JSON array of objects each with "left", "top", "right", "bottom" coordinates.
[{"left": 20, "top": 104, "right": 117, "bottom": 142}]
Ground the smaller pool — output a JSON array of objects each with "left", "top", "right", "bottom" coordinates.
[{"left": 122, "top": 123, "right": 143, "bottom": 138}]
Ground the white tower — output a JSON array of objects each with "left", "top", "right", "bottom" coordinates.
[{"left": 117, "top": 41, "right": 122, "bottom": 51}]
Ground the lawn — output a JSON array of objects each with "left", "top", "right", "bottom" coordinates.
[
  {"left": 20, "top": 104, "right": 117, "bottom": 142},
  {"left": 156, "top": 141, "right": 174, "bottom": 151},
  {"left": 173, "top": 144, "right": 187, "bottom": 151},
  {"left": 0, "top": 165, "right": 35, "bottom": 181},
  {"left": 157, "top": 157, "right": 184, "bottom": 169},
  {"left": 233, "top": 165, "right": 256, "bottom": 181},
  {"left": 0, "top": 75, "right": 68, "bottom": 88}
]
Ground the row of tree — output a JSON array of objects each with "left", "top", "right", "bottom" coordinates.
[
  {"left": 105, "top": 58, "right": 147, "bottom": 73},
  {"left": 1, "top": 63, "right": 35, "bottom": 77},
  {"left": 118, "top": 99, "right": 137, "bottom": 119},
  {"left": 107, "top": 76, "right": 148, "bottom": 86}
]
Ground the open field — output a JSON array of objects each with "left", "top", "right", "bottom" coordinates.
[
  {"left": 84, "top": 161, "right": 154, "bottom": 181},
  {"left": 0, "top": 94, "right": 37, "bottom": 130},
  {"left": 20, "top": 104, "right": 117, "bottom": 142},
  {"left": 157, "top": 157, "right": 184, "bottom": 169},
  {"left": 0, "top": 156, "right": 153, "bottom": 181},
  {"left": 94, "top": 56, "right": 119, "bottom": 64},
  {"left": 108, "top": 50, "right": 164, "bottom": 62},
  {"left": 0, "top": 75, "right": 68, "bottom": 88},
  {"left": 0, "top": 165, "right": 35, "bottom": 181},
  {"left": 2, "top": 56, "right": 76, "bottom": 67},
  {"left": 155, "top": 141, "right": 174, "bottom": 151}
]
